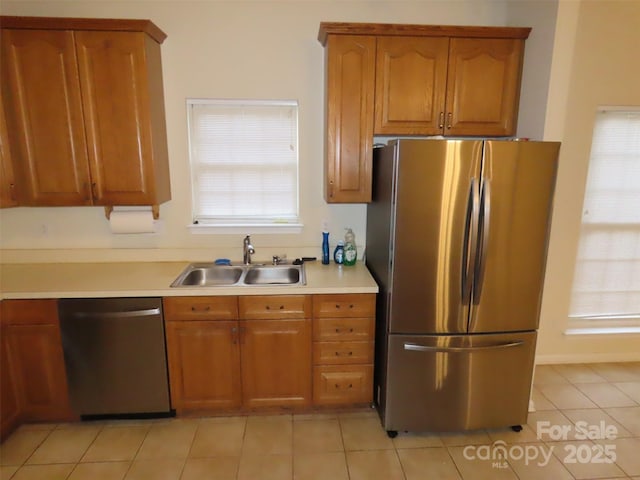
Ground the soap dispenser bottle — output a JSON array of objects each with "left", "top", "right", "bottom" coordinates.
[{"left": 343, "top": 228, "right": 357, "bottom": 266}]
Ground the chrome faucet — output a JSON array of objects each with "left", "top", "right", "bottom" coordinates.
[{"left": 243, "top": 235, "right": 255, "bottom": 265}]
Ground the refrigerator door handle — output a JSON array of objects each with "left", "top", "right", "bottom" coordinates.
[
  {"left": 403, "top": 340, "right": 524, "bottom": 353},
  {"left": 472, "top": 178, "right": 491, "bottom": 307},
  {"left": 461, "top": 178, "right": 480, "bottom": 306}
]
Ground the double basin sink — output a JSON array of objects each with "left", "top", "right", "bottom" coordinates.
[{"left": 171, "top": 263, "right": 306, "bottom": 288}]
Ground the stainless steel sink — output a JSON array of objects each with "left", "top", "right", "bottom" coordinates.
[
  {"left": 170, "top": 264, "right": 243, "bottom": 287},
  {"left": 244, "top": 265, "right": 302, "bottom": 285},
  {"left": 170, "top": 263, "right": 305, "bottom": 287}
]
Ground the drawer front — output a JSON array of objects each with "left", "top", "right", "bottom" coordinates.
[
  {"left": 163, "top": 296, "right": 238, "bottom": 321},
  {"left": 313, "top": 341, "right": 374, "bottom": 365},
  {"left": 313, "top": 294, "right": 375, "bottom": 318},
  {"left": 313, "top": 317, "right": 374, "bottom": 341},
  {"left": 239, "top": 295, "right": 311, "bottom": 320},
  {"left": 313, "top": 365, "right": 373, "bottom": 405}
]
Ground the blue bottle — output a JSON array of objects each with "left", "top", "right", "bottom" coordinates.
[{"left": 322, "top": 231, "right": 330, "bottom": 264}]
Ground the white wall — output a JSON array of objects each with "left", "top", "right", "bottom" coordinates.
[
  {"left": 0, "top": 0, "right": 528, "bottom": 264},
  {"left": 505, "top": 0, "right": 558, "bottom": 140},
  {"left": 537, "top": 0, "right": 640, "bottom": 363}
]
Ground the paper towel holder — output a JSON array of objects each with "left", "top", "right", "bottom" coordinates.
[{"left": 104, "top": 205, "right": 160, "bottom": 220}]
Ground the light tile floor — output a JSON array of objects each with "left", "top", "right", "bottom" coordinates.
[{"left": 1, "top": 362, "right": 639, "bottom": 480}]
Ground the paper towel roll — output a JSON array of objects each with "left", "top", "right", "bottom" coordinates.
[{"left": 109, "top": 210, "right": 156, "bottom": 234}]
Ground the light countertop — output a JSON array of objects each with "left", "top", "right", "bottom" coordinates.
[{"left": 0, "top": 261, "right": 379, "bottom": 299}]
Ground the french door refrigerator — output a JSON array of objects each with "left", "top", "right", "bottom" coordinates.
[{"left": 365, "top": 139, "right": 560, "bottom": 435}]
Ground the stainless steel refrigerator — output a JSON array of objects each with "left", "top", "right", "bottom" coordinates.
[{"left": 365, "top": 139, "right": 559, "bottom": 436}]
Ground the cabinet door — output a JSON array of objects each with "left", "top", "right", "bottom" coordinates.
[
  {"left": 241, "top": 319, "right": 311, "bottom": 409},
  {"left": 0, "top": 97, "right": 18, "bottom": 208},
  {"left": 445, "top": 38, "right": 524, "bottom": 136},
  {"left": 375, "top": 36, "right": 449, "bottom": 135},
  {"left": 325, "top": 35, "right": 376, "bottom": 203},
  {"left": 75, "top": 31, "right": 170, "bottom": 205},
  {"left": 2, "top": 299, "right": 73, "bottom": 422},
  {"left": 165, "top": 320, "right": 241, "bottom": 412},
  {"left": 6, "top": 324, "right": 72, "bottom": 421},
  {"left": 0, "top": 324, "right": 21, "bottom": 440},
  {"left": 0, "top": 29, "right": 92, "bottom": 205}
]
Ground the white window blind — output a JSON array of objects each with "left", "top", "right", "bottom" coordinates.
[
  {"left": 187, "top": 99, "right": 299, "bottom": 226},
  {"left": 569, "top": 108, "right": 640, "bottom": 322}
]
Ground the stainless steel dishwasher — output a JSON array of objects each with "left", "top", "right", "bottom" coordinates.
[{"left": 58, "top": 297, "right": 173, "bottom": 419}]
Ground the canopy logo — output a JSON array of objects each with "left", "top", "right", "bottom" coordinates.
[
  {"left": 463, "top": 441, "right": 554, "bottom": 468},
  {"left": 463, "top": 420, "right": 618, "bottom": 469}
]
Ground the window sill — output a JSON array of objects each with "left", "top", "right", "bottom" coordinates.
[
  {"left": 565, "top": 327, "right": 640, "bottom": 335},
  {"left": 188, "top": 223, "right": 304, "bottom": 235}
]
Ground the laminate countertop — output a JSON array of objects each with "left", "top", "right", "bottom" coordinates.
[{"left": 0, "top": 261, "right": 379, "bottom": 299}]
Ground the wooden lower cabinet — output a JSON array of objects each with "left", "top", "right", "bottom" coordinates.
[
  {"left": 165, "top": 320, "right": 241, "bottom": 413},
  {"left": 313, "top": 365, "right": 373, "bottom": 405},
  {"left": 0, "top": 299, "right": 74, "bottom": 435},
  {"left": 1, "top": 323, "right": 21, "bottom": 440},
  {"left": 164, "top": 297, "right": 240, "bottom": 414},
  {"left": 164, "top": 293, "right": 373, "bottom": 414},
  {"left": 312, "top": 294, "right": 376, "bottom": 407},
  {"left": 164, "top": 295, "right": 312, "bottom": 413},
  {"left": 241, "top": 318, "right": 311, "bottom": 409}
]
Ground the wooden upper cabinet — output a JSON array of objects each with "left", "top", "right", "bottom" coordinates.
[
  {"left": 375, "top": 36, "right": 449, "bottom": 135},
  {"left": 319, "top": 22, "right": 530, "bottom": 203},
  {"left": 324, "top": 35, "right": 375, "bottom": 203},
  {"left": 0, "top": 96, "right": 18, "bottom": 208},
  {"left": 75, "top": 30, "right": 170, "bottom": 205},
  {"left": 375, "top": 36, "right": 525, "bottom": 137},
  {"left": 0, "top": 16, "right": 170, "bottom": 207},
  {"left": 445, "top": 38, "right": 524, "bottom": 136},
  {"left": 1, "top": 29, "right": 91, "bottom": 205}
]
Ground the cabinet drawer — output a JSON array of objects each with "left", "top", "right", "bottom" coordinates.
[
  {"left": 239, "top": 295, "right": 311, "bottom": 320},
  {"left": 313, "top": 294, "right": 375, "bottom": 318},
  {"left": 313, "top": 341, "right": 373, "bottom": 365},
  {"left": 313, "top": 365, "right": 373, "bottom": 405},
  {"left": 313, "top": 317, "right": 374, "bottom": 341},
  {"left": 163, "top": 296, "right": 238, "bottom": 321}
]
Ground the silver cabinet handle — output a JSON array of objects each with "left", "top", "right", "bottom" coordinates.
[
  {"left": 72, "top": 308, "right": 161, "bottom": 319},
  {"left": 404, "top": 341, "right": 523, "bottom": 353}
]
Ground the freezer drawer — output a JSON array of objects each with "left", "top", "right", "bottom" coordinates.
[{"left": 382, "top": 331, "right": 536, "bottom": 433}]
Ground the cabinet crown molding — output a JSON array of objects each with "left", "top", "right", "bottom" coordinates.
[
  {"left": 0, "top": 15, "right": 166, "bottom": 43},
  {"left": 318, "top": 21, "right": 531, "bottom": 45}
]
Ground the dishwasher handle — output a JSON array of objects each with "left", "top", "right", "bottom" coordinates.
[
  {"left": 71, "top": 308, "right": 161, "bottom": 320},
  {"left": 404, "top": 341, "right": 523, "bottom": 353}
]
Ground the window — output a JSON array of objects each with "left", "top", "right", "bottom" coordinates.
[
  {"left": 186, "top": 99, "right": 301, "bottom": 231},
  {"left": 568, "top": 108, "right": 640, "bottom": 332}
]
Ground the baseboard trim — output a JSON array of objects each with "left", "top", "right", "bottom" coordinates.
[{"left": 535, "top": 352, "right": 640, "bottom": 364}]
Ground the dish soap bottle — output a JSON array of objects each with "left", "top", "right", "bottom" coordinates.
[
  {"left": 343, "top": 228, "right": 357, "bottom": 266},
  {"left": 333, "top": 241, "right": 344, "bottom": 265},
  {"left": 322, "top": 230, "right": 330, "bottom": 265}
]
